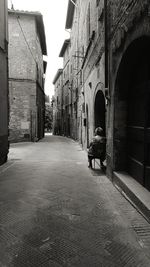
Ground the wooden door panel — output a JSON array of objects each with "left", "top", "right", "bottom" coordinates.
[
  {"left": 146, "top": 129, "right": 150, "bottom": 142},
  {"left": 145, "top": 167, "right": 150, "bottom": 190},
  {"left": 145, "top": 94, "right": 150, "bottom": 190},
  {"left": 127, "top": 85, "right": 145, "bottom": 187},
  {"left": 127, "top": 127, "right": 144, "bottom": 163},
  {"left": 128, "top": 89, "right": 145, "bottom": 127},
  {"left": 128, "top": 157, "right": 144, "bottom": 185},
  {"left": 127, "top": 127, "right": 144, "bottom": 142},
  {"left": 145, "top": 141, "right": 150, "bottom": 165},
  {"left": 128, "top": 141, "right": 144, "bottom": 163},
  {"left": 146, "top": 149, "right": 150, "bottom": 166}
]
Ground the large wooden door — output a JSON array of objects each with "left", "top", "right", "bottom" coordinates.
[
  {"left": 86, "top": 104, "right": 89, "bottom": 148},
  {"left": 145, "top": 84, "right": 150, "bottom": 190},
  {"left": 115, "top": 37, "right": 150, "bottom": 191},
  {"left": 127, "top": 83, "right": 146, "bottom": 186},
  {"left": 127, "top": 77, "right": 150, "bottom": 191}
]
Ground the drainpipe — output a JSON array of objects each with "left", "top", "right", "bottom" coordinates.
[{"left": 70, "top": 0, "right": 77, "bottom": 8}]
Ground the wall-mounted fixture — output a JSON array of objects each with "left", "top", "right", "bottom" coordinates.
[{"left": 105, "top": 87, "right": 110, "bottom": 101}]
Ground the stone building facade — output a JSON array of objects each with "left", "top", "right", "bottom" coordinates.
[
  {"left": 0, "top": 0, "right": 9, "bottom": 165},
  {"left": 59, "top": 39, "right": 71, "bottom": 137},
  {"left": 52, "top": 69, "right": 63, "bottom": 135},
  {"left": 54, "top": 0, "right": 150, "bottom": 192},
  {"left": 8, "top": 10, "right": 47, "bottom": 142},
  {"left": 58, "top": 0, "right": 106, "bottom": 147},
  {"left": 107, "top": 0, "right": 150, "bottom": 192}
]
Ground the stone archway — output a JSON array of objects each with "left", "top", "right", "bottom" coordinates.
[
  {"left": 94, "top": 90, "right": 106, "bottom": 134},
  {"left": 114, "top": 36, "right": 150, "bottom": 191},
  {"left": 86, "top": 104, "right": 89, "bottom": 148}
]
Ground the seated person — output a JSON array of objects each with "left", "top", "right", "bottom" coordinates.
[{"left": 88, "top": 127, "right": 106, "bottom": 169}]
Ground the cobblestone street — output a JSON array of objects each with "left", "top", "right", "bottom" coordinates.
[{"left": 0, "top": 135, "right": 150, "bottom": 266}]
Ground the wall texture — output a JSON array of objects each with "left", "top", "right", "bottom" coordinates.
[
  {"left": 107, "top": 0, "right": 150, "bottom": 178},
  {"left": 0, "top": 0, "right": 9, "bottom": 165},
  {"left": 8, "top": 11, "right": 45, "bottom": 142},
  {"left": 9, "top": 80, "right": 35, "bottom": 142},
  {"left": 69, "top": 0, "right": 105, "bottom": 148},
  {"left": 53, "top": 70, "right": 63, "bottom": 135}
]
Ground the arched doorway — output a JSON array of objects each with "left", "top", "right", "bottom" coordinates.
[
  {"left": 86, "top": 104, "right": 89, "bottom": 148},
  {"left": 115, "top": 36, "right": 150, "bottom": 191},
  {"left": 94, "top": 90, "right": 106, "bottom": 133}
]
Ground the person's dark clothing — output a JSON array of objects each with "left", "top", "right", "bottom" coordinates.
[{"left": 88, "top": 135, "right": 106, "bottom": 168}]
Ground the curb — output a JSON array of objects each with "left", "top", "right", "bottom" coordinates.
[
  {"left": 113, "top": 171, "right": 150, "bottom": 223},
  {"left": 0, "top": 160, "right": 15, "bottom": 174}
]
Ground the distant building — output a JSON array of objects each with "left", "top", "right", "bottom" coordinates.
[
  {"left": 45, "top": 95, "right": 53, "bottom": 133},
  {"left": 0, "top": 0, "right": 9, "bottom": 165},
  {"left": 59, "top": 39, "right": 71, "bottom": 137},
  {"left": 8, "top": 9, "right": 47, "bottom": 142},
  {"left": 52, "top": 69, "right": 63, "bottom": 135}
]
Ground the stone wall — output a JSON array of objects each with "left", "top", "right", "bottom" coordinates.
[
  {"left": 0, "top": 52, "right": 9, "bottom": 163},
  {"left": 107, "top": 0, "right": 150, "bottom": 177},
  {"left": 8, "top": 13, "right": 36, "bottom": 80},
  {"left": 36, "top": 83, "right": 45, "bottom": 140},
  {"left": 78, "top": 0, "right": 105, "bottom": 148},
  {"left": 8, "top": 11, "right": 45, "bottom": 142},
  {"left": 9, "top": 80, "right": 36, "bottom": 142},
  {"left": 0, "top": 0, "right": 9, "bottom": 165},
  {"left": 53, "top": 71, "right": 63, "bottom": 135}
]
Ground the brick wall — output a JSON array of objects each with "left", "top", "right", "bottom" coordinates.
[
  {"left": 9, "top": 80, "right": 35, "bottom": 142},
  {"left": 8, "top": 13, "right": 36, "bottom": 80},
  {"left": 8, "top": 11, "right": 45, "bottom": 142}
]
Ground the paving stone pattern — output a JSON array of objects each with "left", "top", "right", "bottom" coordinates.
[{"left": 0, "top": 135, "right": 150, "bottom": 266}]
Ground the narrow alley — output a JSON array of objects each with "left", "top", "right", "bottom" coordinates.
[{"left": 0, "top": 135, "right": 150, "bottom": 266}]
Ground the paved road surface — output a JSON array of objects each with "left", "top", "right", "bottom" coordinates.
[{"left": 0, "top": 134, "right": 150, "bottom": 266}]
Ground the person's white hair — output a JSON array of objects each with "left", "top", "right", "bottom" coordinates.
[{"left": 95, "top": 127, "right": 103, "bottom": 136}]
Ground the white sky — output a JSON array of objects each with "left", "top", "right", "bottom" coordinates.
[{"left": 8, "top": 0, "right": 70, "bottom": 99}]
